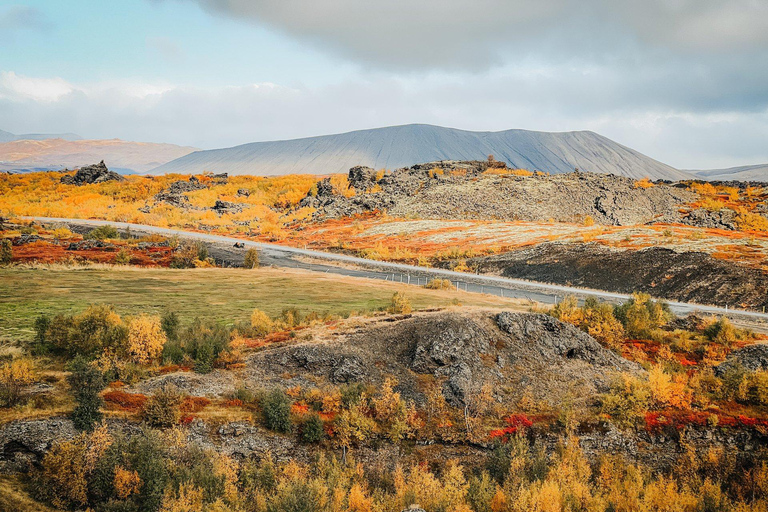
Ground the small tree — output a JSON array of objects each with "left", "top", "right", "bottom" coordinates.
[
  {"left": 127, "top": 315, "right": 167, "bottom": 365},
  {"left": 0, "top": 358, "right": 34, "bottom": 407},
  {"left": 300, "top": 413, "right": 325, "bottom": 444},
  {"left": 161, "top": 311, "right": 180, "bottom": 342},
  {"left": 67, "top": 356, "right": 105, "bottom": 431},
  {"left": 0, "top": 239, "right": 12, "bottom": 265},
  {"left": 262, "top": 388, "right": 292, "bottom": 433},
  {"left": 244, "top": 248, "right": 260, "bottom": 269}
]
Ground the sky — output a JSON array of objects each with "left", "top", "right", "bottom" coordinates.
[{"left": 1, "top": 0, "right": 768, "bottom": 169}]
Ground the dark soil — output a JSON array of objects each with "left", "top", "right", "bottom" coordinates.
[{"left": 471, "top": 243, "right": 768, "bottom": 310}]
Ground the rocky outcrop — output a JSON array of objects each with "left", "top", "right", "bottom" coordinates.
[
  {"left": 60, "top": 161, "right": 125, "bottom": 185},
  {"left": 681, "top": 207, "right": 738, "bottom": 230},
  {"left": 154, "top": 176, "right": 207, "bottom": 208},
  {"left": 305, "top": 162, "right": 696, "bottom": 226},
  {"left": 716, "top": 344, "right": 768, "bottom": 376},
  {"left": 0, "top": 418, "right": 77, "bottom": 472},
  {"left": 240, "top": 310, "right": 641, "bottom": 409}
]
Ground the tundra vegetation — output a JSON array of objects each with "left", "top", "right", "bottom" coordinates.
[
  {"left": 1, "top": 165, "right": 768, "bottom": 511},
  {"left": 1, "top": 279, "right": 768, "bottom": 510}
]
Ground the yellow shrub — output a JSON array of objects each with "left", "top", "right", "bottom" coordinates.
[
  {"left": 250, "top": 309, "right": 275, "bottom": 336},
  {"left": 127, "top": 315, "right": 167, "bottom": 365}
]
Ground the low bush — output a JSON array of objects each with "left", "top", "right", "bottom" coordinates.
[
  {"left": 0, "top": 239, "right": 12, "bottom": 265},
  {"left": 424, "top": 278, "right": 452, "bottom": 290},
  {"left": 261, "top": 388, "right": 293, "bottom": 433},
  {"left": 142, "top": 385, "right": 184, "bottom": 428},
  {"left": 387, "top": 292, "right": 412, "bottom": 315},
  {"left": 0, "top": 358, "right": 34, "bottom": 407},
  {"left": 243, "top": 248, "right": 259, "bottom": 269},
  {"left": 85, "top": 225, "right": 119, "bottom": 240}
]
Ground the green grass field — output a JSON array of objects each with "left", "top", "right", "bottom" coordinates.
[{"left": 0, "top": 266, "right": 519, "bottom": 342}]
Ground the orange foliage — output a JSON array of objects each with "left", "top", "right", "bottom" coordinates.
[
  {"left": 634, "top": 177, "right": 655, "bottom": 189},
  {"left": 103, "top": 390, "right": 148, "bottom": 411},
  {"left": 180, "top": 396, "right": 211, "bottom": 413}
]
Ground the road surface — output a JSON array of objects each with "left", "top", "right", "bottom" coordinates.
[{"left": 24, "top": 216, "right": 768, "bottom": 324}]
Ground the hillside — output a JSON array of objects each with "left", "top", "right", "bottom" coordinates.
[
  {"left": 0, "top": 129, "right": 81, "bottom": 143},
  {"left": 0, "top": 138, "right": 198, "bottom": 174},
  {"left": 692, "top": 164, "right": 768, "bottom": 182},
  {"left": 151, "top": 124, "right": 695, "bottom": 180}
]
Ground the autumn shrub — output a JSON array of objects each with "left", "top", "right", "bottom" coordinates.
[
  {"left": 601, "top": 373, "right": 651, "bottom": 427},
  {"left": 0, "top": 238, "right": 12, "bottom": 265},
  {"left": 704, "top": 317, "right": 738, "bottom": 346},
  {"left": 261, "top": 388, "right": 293, "bottom": 433},
  {"left": 85, "top": 225, "right": 119, "bottom": 240},
  {"left": 387, "top": 292, "right": 413, "bottom": 315},
  {"left": 167, "top": 318, "right": 230, "bottom": 373},
  {"left": 67, "top": 356, "right": 106, "bottom": 431},
  {"left": 735, "top": 210, "right": 768, "bottom": 232},
  {"left": 243, "top": 248, "right": 259, "bottom": 269},
  {"left": 614, "top": 292, "right": 673, "bottom": 339},
  {"left": 0, "top": 358, "right": 34, "bottom": 407},
  {"left": 114, "top": 248, "right": 131, "bottom": 265},
  {"left": 38, "top": 305, "right": 128, "bottom": 358},
  {"left": 170, "top": 241, "right": 209, "bottom": 268},
  {"left": 250, "top": 308, "right": 275, "bottom": 337},
  {"left": 127, "top": 315, "right": 167, "bottom": 364},
  {"left": 424, "top": 278, "right": 452, "bottom": 290},
  {"left": 142, "top": 385, "right": 184, "bottom": 428}
]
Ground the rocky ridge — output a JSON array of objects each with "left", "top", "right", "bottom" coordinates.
[{"left": 301, "top": 161, "right": 699, "bottom": 226}]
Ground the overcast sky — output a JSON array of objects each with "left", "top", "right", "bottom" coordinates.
[{"left": 1, "top": 0, "right": 767, "bottom": 169}]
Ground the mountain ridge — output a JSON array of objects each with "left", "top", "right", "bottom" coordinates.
[
  {"left": 150, "top": 124, "right": 695, "bottom": 180},
  {"left": 690, "top": 164, "right": 768, "bottom": 182},
  {"left": 0, "top": 138, "right": 198, "bottom": 174}
]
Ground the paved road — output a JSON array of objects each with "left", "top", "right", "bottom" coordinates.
[{"left": 25, "top": 216, "right": 768, "bottom": 323}]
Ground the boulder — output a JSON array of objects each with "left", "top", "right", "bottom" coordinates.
[
  {"left": 716, "top": 344, "right": 768, "bottom": 376},
  {"left": 348, "top": 166, "right": 377, "bottom": 190},
  {"left": 60, "top": 161, "right": 125, "bottom": 185},
  {"left": 212, "top": 200, "right": 244, "bottom": 214}
]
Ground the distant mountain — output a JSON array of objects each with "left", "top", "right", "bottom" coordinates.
[
  {"left": 690, "top": 165, "right": 768, "bottom": 182},
  {"left": 0, "top": 138, "right": 198, "bottom": 174},
  {"left": 0, "top": 129, "right": 82, "bottom": 143},
  {"left": 151, "top": 124, "right": 695, "bottom": 180}
]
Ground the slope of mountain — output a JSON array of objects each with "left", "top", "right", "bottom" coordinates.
[
  {"left": 0, "top": 138, "right": 198, "bottom": 174},
  {"left": 0, "top": 129, "right": 82, "bottom": 142},
  {"left": 151, "top": 124, "right": 694, "bottom": 180},
  {"left": 691, "top": 165, "right": 768, "bottom": 182}
]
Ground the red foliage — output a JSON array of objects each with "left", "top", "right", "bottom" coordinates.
[
  {"left": 223, "top": 399, "right": 244, "bottom": 407},
  {"left": 180, "top": 415, "right": 195, "bottom": 425},
  {"left": 488, "top": 414, "right": 533, "bottom": 442},
  {"left": 644, "top": 410, "right": 768, "bottom": 432},
  {"left": 103, "top": 390, "right": 147, "bottom": 411},
  {"left": 291, "top": 403, "right": 309, "bottom": 415},
  {"left": 180, "top": 396, "right": 211, "bottom": 413}
]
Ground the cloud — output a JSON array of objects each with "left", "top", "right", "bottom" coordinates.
[
  {"left": 0, "top": 71, "right": 72, "bottom": 102},
  {"left": 2, "top": 70, "right": 768, "bottom": 168},
  {"left": 173, "top": 0, "right": 768, "bottom": 71},
  {"left": 0, "top": 5, "right": 50, "bottom": 35}
]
